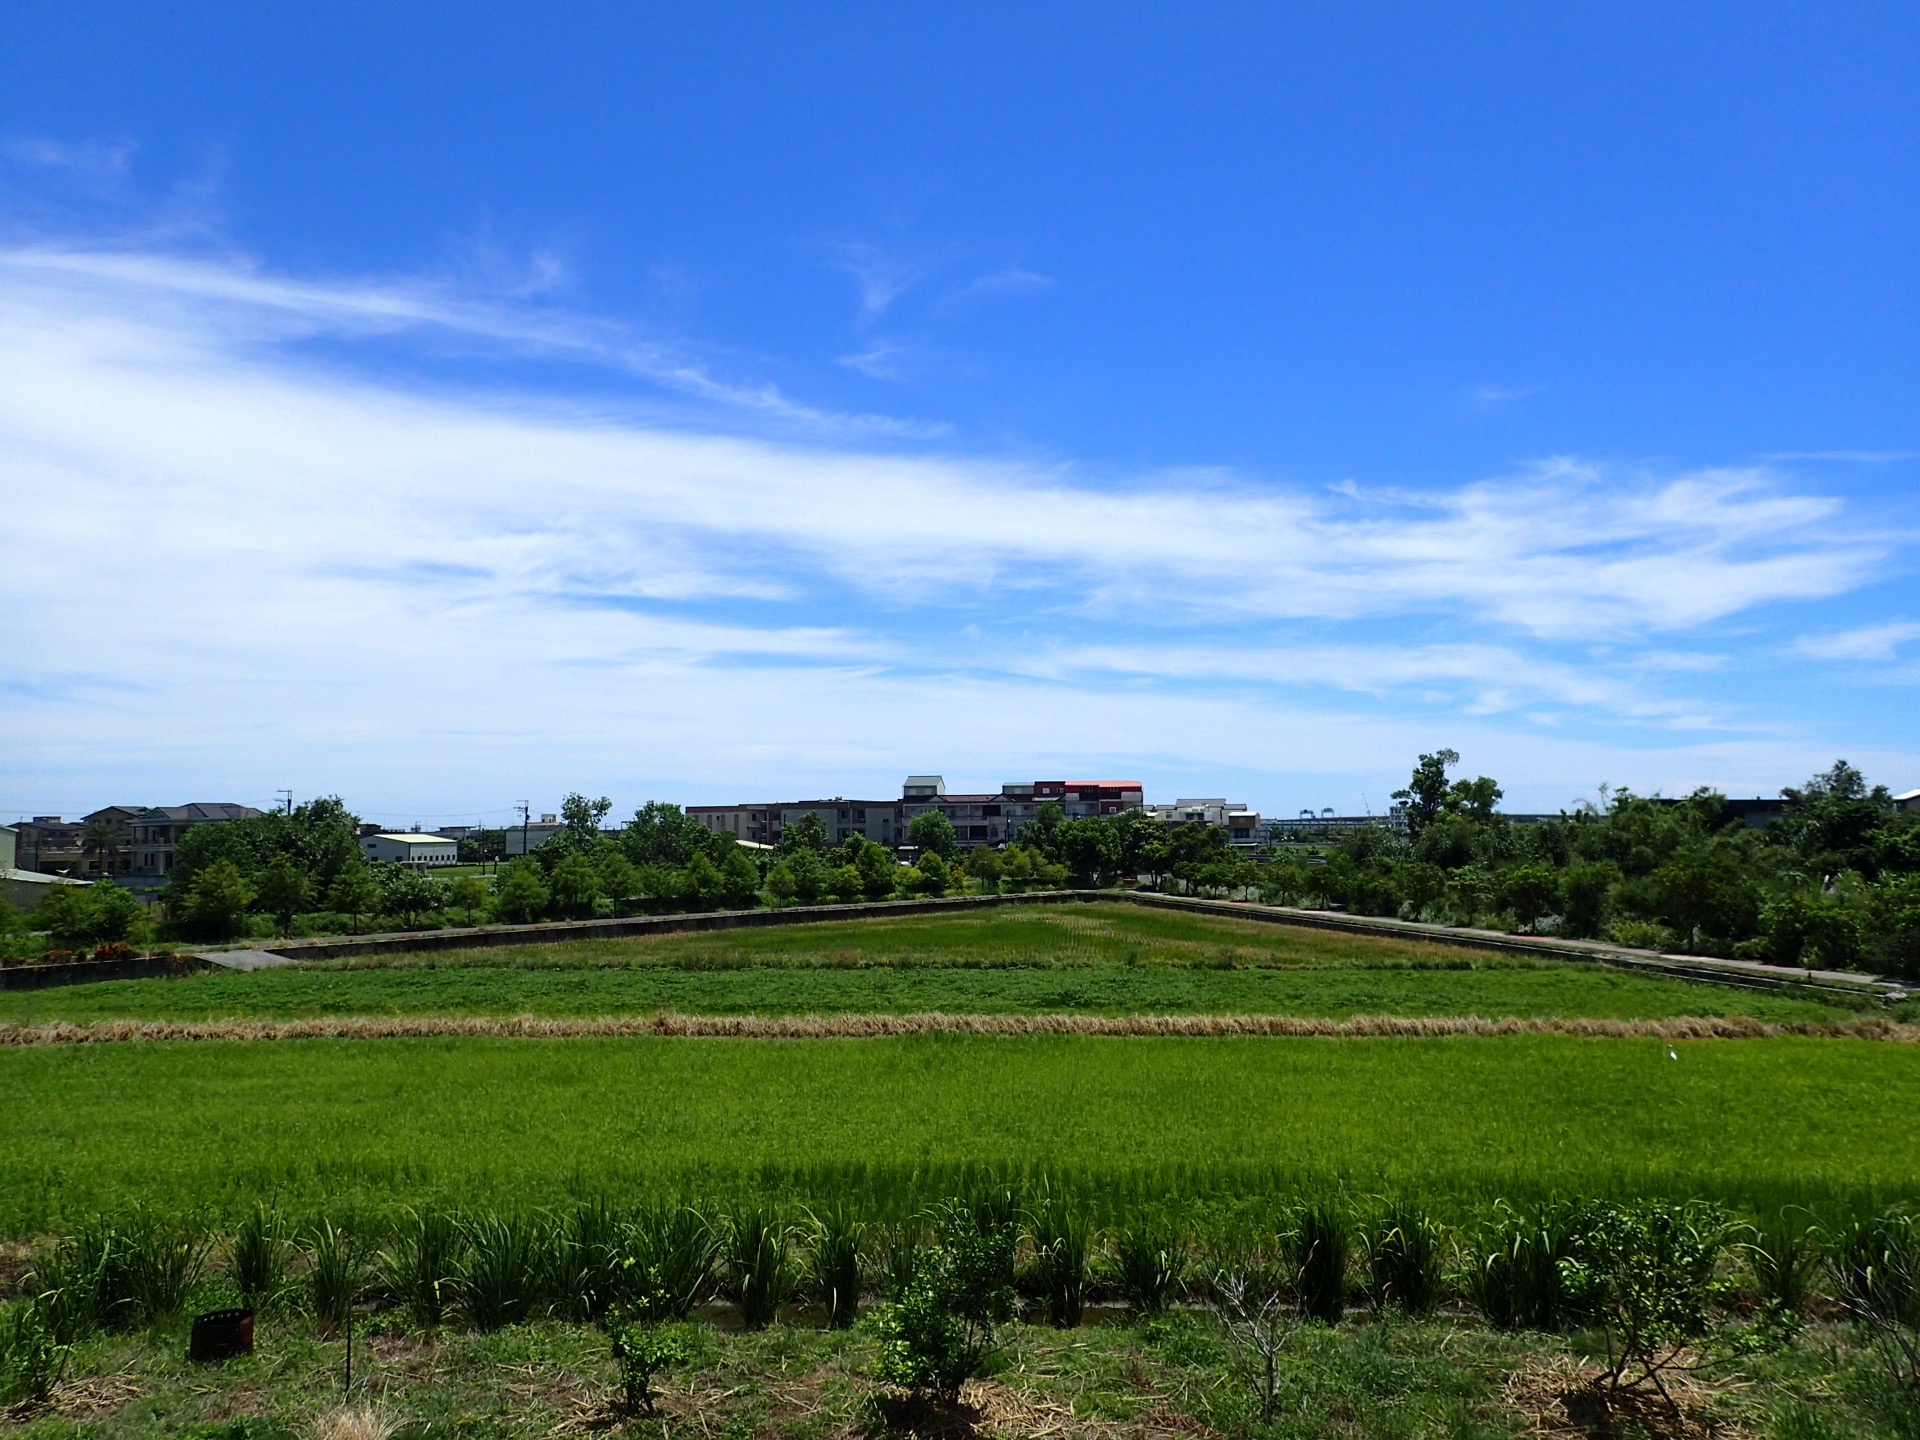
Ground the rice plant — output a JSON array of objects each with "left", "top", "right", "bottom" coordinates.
[
  {"left": 1028, "top": 1195, "right": 1095, "bottom": 1328},
  {"left": 459, "top": 1212, "right": 546, "bottom": 1330},
  {"left": 1830, "top": 1209, "right": 1920, "bottom": 1389},
  {"left": 620, "top": 1204, "right": 718, "bottom": 1320},
  {"left": 548, "top": 1199, "right": 624, "bottom": 1322},
  {"left": 226, "top": 1203, "right": 290, "bottom": 1311},
  {"left": 725, "top": 1206, "right": 795, "bottom": 1329},
  {"left": 805, "top": 1202, "right": 865, "bottom": 1328},
  {"left": 306, "top": 1220, "right": 366, "bottom": 1336},
  {"left": 0, "top": 1299, "right": 70, "bottom": 1406},
  {"left": 1364, "top": 1205, "right": 1443, "bottom": 1317},
  {"left": 379, "top": 1208, "right": 465, "bottom": 1329},
  {"left": 1466, "top": 1203, "right": 1578, "bottom": 1332},
  {"left": 1293, "top": 1199, "right": 1350, "bottom": 1325},
  {"left": 1113, "top": 1221, "right": 1186, "bottom": 1317}
]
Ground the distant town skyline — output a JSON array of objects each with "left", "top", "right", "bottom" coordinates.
[{"left": 3, "top": 6, "right": 1916, "bottom": 817}]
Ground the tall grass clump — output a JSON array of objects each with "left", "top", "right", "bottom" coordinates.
[
  {"left": 1364, "top": 1205, "right": 1443, "bottom": 1317},
  {"left": 306, "top": 1220, "right": 367, "bottom": 1336},
  {"left": 1466, "top": 1203, "right": 1578, "bottom": 1332},
  {"left": 1747, "top": 1213, "right": 1822, "bottom": 1321},
  {"left": 459, "top": 1213, "right": 546, "bottom": 1330},
  {"left": 1028, "top": 1194, "right": 1095, "bottom": 1328},
  {"left": 117, "top": 1212, "right": 208, "bottom": 1324},
  {"left": 621, "top": 1204, "right": 719, "bottom": 1320},
  {"left": 27, "top": 1220, "right": 123, "bottom": 1341},
  {"left": 549, "top": 1199, "right": 623, "bottom": 1322},
  {"left": 0, "top": 1300, "right": 69, "bottom": 1406},
  {"left": 380, "top": 1209, "right": 465, "bottom": 1329},
  {"left": 1113, "top": 1221, "right": 1186, "bottom": 1318},
  {"left": 1831, "top": 1209, "right": 1920, "bottom": 1390},
  {"left": 805, "top": 1203, "right": 865, "bottom": 1329},
  {"left": 1293, "top": 1199, "right": 1350, "bottom": 1325},
  {"left": 725, "top": 1207, "right": 794, "bottom": 1329},
  {"left": 226, "top": 1203, "right": 290, "bottom": 1311}
]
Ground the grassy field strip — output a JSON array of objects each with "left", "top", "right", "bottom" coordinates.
[
  {"left": 1, "top": 1010, "right": 1914, "bottom": 1046},
  {"left": 4, "top": 1033, "right": 1917, "bottom": 1228}
]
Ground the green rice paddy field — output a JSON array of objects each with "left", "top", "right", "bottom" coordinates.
[
  {"left": 0, "top": 903, "right": 1873, "bottom": 1023},
  {"left": 3, "top": 904, "right": 1914, "bottom": 1236}
]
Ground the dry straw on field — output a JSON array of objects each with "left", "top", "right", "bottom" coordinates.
[{"left": 0, "top": 1012, "right": 1912, "bottom": 1047}]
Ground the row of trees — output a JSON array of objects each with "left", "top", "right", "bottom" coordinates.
[{"left": 1239, "top": 753, "right": 1919, "bottom": 977}]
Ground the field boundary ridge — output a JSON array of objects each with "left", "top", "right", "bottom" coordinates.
[
  {"left": 1121, "top": 891, "right": 1908, "bottom": 1002},
  {"left": 2, "top": 1010, "right": 1913, "bottom": 1047}
]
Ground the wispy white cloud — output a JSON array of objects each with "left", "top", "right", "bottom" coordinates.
[
  {"left": 1468, "top": 381, "right": 1543, "bottom": 409},
  {"left": 2, "top": 136, "right": 139, "bottom": 184},
  {"left": 1795, "top": 621, "right": 1920, "bottom": 663},
  {"left": 0, "top": 242, "right": 1913, "bottom": 813}
]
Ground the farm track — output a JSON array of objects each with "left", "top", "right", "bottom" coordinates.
[{"left": 2, "top": 1009, "right": 1914, "bottom": 1046}]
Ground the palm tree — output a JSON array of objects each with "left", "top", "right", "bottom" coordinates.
[{"left": 81, "top": 820, "right": 123, "bottom": 878}]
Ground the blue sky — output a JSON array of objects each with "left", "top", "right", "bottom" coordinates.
[{"left": 2, "top": 3, "right": 1916, "bottom": 827}]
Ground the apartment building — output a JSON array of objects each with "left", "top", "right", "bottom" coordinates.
[
  {"left": 691, "top": 775, "right": 1144, "bottom": 851},
  {"left": 11, "top": 805, "right": 146, "bottom": 877},
  {"left": 128, "top": 803, "right": 265, "bottom": 877}
]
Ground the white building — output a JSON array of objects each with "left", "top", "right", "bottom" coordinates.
[
  {"left": 1147, "top": 798, "right": 1261, "bottom": 844},
  {"left": 1895, "top": 789, "right": 1920, "bottom": 815},
  {"left": 360, "top": 833, "right": 458, "bottom": 867}
]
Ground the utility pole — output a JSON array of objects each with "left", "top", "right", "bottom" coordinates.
[
  {"left": 276, "top": 789, "right": 293, "bottom": 816},
  {"left": 519, "top": 801, "right": 530, "bottom": 861}
]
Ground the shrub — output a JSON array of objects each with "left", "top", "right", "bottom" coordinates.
[
  {"left": 1557, "top": 1202, "right": 1734, "bottom": 1400},
  {"left": 1113, "top": 1222, "right": 1185, "bottom": 1318},
  {"left": 607, "top": 1301, "right": 686, "bottom": 1415},
  {"left": 1293, "top": 1199, "right": 1350, "bottom": 1325},
  {"left": 1208, "top": 1256, "right": 1309, "bottom": 1424},
  {"left": 1364, "top": 1205, "right": 1443, "bottom": 1317},
  {"left": 380, "top": 1208, "right": 465, "bottom": 1329},
  {"left": 872, "top": 1204, "right": 1017, "bottom": 1405},
  {"left": 26, "top": 1219, "right": 123, "bottom": 1340},
  {"left": 724, "top": 1207, "right": 794, "bottom": 1329},
  {"left": 806, "top": 1203, "right": 865, "bottom": 1329},
  {"left": 227, "top": 1203, "right": 291, "bottom": 1311},
  {"left": 460, "top": 1213, "right": 545, "bottom": 1330}
]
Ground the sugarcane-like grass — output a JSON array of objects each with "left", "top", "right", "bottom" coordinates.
[{"left": 2, "top": 1032, "right": 1918, "bottom": 1234}]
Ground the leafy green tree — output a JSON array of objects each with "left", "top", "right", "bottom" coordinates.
[
  {"left": 720, "top": 849, "right": 762, "bottom": 908},
  {"left": 964, "top": 844, "right": 1003, "bottom": 892},
  {"left": 828, "top": 864, "right": 863, "bottom": 903},
  {"left": 623, "top": 802, "right": 706, "bottom": 867},
  {"left": 787, "top": 847, "right": 829, "bottom": 903},
  {"left": 1057, "top": 819, "right": 1120, "bottom": 887},
  {"left": 380, "top": 867, "right": 447, "bottom": 928},
  {"left": 447, "top": 875, "right": 490, "bottom": 925},
  {"left": 856, "top": 839, "right": 900, "bottom": 900},
  {"left": 184, "top": 859, "right": 255, "bottom": 940},
  {"left": 561, "top": 793, "right": 613, "bottom": 842},
  {"left": 907, "top": 811, "right": 959, "bottom": 861},
  {"left": 253, "top": 855, "right": 313, "bottom": 938},
  {"left": 326, "top": 861, "right": 380, "bottom": 934},
  {"left": 766, "top": 860, "right": 799, "bottom": 905},
  {"left": 1652, "top": 845, "right": 1757, "bottom": 952},
  {"left": 1446, "top": 774, "right": 1504, "bottom": 825},
  {"left": 1868, "top": 876, "right": 1920, "bottom": 979},
  {"left": 1392, "top": 749, "right": 1460, "bottom": 838},
  {"left": 1755, "top": 892, "right": 1863, "bottom": 969},
  {"left": 873, "top": 1204, "right": 1017, "bottom": 1405},
  {"left": 1500, "top": 863, "right": 1560, "bottom": 934},
  {"left": 492, "top": 859, "right": 550, "bottom": 923},
  {"left": 1558, "top": 861, "right": 1618, "bottom": 939},
  {"left": 1021, "top": 803, "right": 1066, "bottom": 860},
  {"left": 913, "top": 850, "right": 952, "bottom": 896},
  {"left": 597, "top": 853, "right": 642, "bottom": 915},
  {"left": 683, "top": 853, "right": 724, "bottom": 909},
  {"left": 781, "top": 813, "right": 831, "bottom": 856},
  {"left": 548, "top": 854, "right": 603, "bottom": 918}
]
